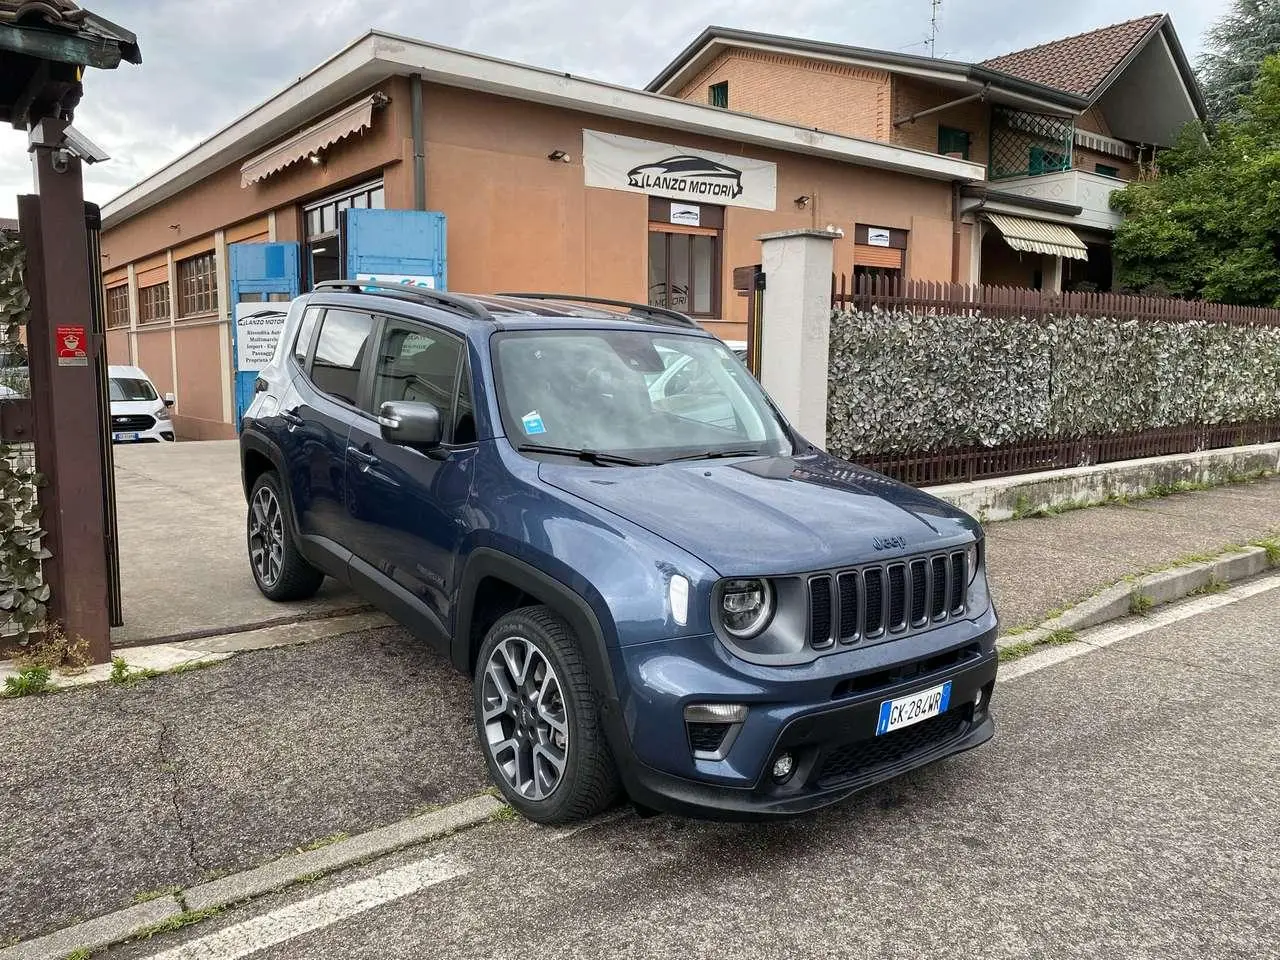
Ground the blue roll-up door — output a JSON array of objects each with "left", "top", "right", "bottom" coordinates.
[{"left": 343, "top": 208, "right": 447, "bottom": 290}]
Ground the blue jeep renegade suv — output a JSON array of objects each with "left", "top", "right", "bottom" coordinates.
[{"left": 241, "top": 282, "right": 998, "bottom": 823}]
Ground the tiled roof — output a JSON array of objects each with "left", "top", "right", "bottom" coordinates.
[
  {"left": 981, "top": 14, "right": 1164, "bottom": 98},
  {"left": 0, "top": 1, "right": 85, "bottom": 28}
]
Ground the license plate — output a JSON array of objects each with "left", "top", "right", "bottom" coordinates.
[
  {"left": 876, "top": 681, "right": 952, "bottom": 736},
  {"left": 112, "top": 432, "right": 139, "bottom": 442}
]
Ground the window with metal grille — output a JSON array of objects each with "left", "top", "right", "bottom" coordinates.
[
  {"left": 176, "top": 251, "right": 218, "bottom": 317},
  {"left": 105, "top": 285, "right": 130, "bottom": 328},
  {"left": 708, "top": 81, "right": 728, "bottom": 109},
  {"left": 138, "top": 282, "right": 170, "bottom": 323},
  {"left": 988, "top": 106, "right": 1073, "bottom": 180},
  {"left": 937, "top": 125, "right": 971, "bottom": 159}
]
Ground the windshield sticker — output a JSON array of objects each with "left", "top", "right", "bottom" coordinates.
[{"left": 521, "top": 410, "right": 546, "bottom": 435}]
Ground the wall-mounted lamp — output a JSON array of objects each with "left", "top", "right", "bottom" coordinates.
[
  {"left": 547, "top": 149, "right": 571, "bottom": 163},
  {"left": 308, "top": 152, "right": 323, "bottom": 166},
  {"left": 168, "top": 224, "right": 180, "bottom": 231},
  {"left": 794, "top": 195, "right": 811, "bottom": 208}
]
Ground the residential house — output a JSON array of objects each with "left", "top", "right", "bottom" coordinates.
[{"left": 648, "top": 14, "right": 1207, "bottom": 292}]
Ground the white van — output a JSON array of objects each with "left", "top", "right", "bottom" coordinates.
[{"left": 108, "top": 365, "right": 176, "bottom": 443}]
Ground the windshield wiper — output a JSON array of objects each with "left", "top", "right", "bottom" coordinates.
[
  {"left": 516, "top": 444, "right": 655, "bottom": 467},
  {"left": 661, "top": 447, "right": 762, "bottom": 464}
]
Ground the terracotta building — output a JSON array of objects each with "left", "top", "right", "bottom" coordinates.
[{"left": 99, "top": 15, "right": 1204, "bottom": 440}]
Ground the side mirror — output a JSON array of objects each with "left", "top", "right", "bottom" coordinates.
[
  {"left": 379, "top": 400, "right": 441, "bottom": 448},
  {"left": 164, "top": 393, "right": 176, "bottom": 407}
]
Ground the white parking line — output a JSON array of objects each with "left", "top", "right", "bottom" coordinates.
[
  {"left": 144, "top": 855, "right": 467, "bottom": 960},
  {"left": 999, "top": 574, "right": 1280, "bottom": 683}
]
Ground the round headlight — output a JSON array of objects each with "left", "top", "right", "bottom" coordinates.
[{"left": 719, "top": 578, "right": 774, "bottom": 640}]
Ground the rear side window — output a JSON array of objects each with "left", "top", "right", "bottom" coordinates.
[
  {"left": 293, "top": 307, "right": 322, "bottom": 365},
  {"left": 309, "top": 309, "right": 374, "bottom": 406}
]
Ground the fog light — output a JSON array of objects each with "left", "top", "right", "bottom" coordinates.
[
  {"left": 772, "top": 753, "right": 794, "bottom": 782},
  {"left": 684, "top": 703, "right": 748, "bottom": 724},
  {"left": 973, "top": 688, "right": 984, "bottom": 709}
]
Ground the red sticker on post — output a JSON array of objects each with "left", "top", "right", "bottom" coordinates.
[{"left": 56, "top": 324, "right": 88, "bottom": 366}]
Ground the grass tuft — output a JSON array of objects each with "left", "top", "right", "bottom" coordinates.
[
  {"left": 294, "top": 832, "right": 348, "bottom": 854},
  {"left": 3, "top": 666, "right": 52, "bottom": 698},
  {"left": 130, "top": 907, "right": 223, "bottom": 942},
  {"left": 132, "top": 885, "right": 181, "bottom": 905},
  {"left": 1130, "top": 591, "right": 1155, "bottom": 616}
]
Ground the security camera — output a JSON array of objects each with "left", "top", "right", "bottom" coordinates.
[{"left": 61, "top": 125, "right": 110, "bottom": 164}]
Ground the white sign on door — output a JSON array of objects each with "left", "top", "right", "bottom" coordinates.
[
  {"left": 357, "top": 272, "right": 436, "bottom": 289},
  {"left": 583, "top": 130, "right": 777, "bottom": 211},
  {"left": 866, "top": 227, "right": 892, "bottom": 247},
  {"left": 669, "top": 203, "right": 701, "bottom": 227},
  {"left": 234, "top": 303, "right": 289, "bottom": 371}
]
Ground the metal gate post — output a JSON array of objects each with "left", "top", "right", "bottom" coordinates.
[{"left": 20, "top": 141, "right": 112, "bottom": 661}]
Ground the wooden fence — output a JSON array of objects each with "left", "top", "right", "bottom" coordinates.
[
  {"left": 827, "top": 276, "right": 1280, "bottom": 485},
  {"left": 831, "top": 275, "right": 1280, "bottom": 327}
]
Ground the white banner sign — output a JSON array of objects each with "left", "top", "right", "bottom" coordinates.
[
  {"left": 235, "top": 303, "right": 289, "bottom": 371},
  {"left": 583, "top": 130, "right": 777, "bottom": 211}
]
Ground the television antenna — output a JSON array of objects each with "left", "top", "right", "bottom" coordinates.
[{"left": 928, "top": 0, "right": 942, "bottom": 57}]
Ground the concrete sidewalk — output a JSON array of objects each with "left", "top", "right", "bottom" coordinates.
[
  {"left": 1, "top": 477, "right": 1276, "bottom": 947},
  {"left": 112, "top": 441, "right": 365, "bottom": 646},
  {"left": 984, "top": 476, "right": 1279, "bottom": 629}
]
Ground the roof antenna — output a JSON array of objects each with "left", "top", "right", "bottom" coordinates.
[{"left": 928, "top": 0, "right": 941, "bottom": 57}]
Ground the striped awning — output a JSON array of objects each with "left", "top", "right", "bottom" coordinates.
[
  {"left": 985, "top": 213, "right": 1089, "bottom": 261},
  {"left": 240, "top": 94, "right": 386, "bottom": 187}
]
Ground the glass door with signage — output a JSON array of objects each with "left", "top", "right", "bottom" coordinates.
[{"left": 647, "top": 199, "right": 722, "bottom": 319}]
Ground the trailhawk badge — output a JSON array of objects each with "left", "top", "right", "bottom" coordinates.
[{"left": 626, "top": 155, "right": 744, "bottom": 200}]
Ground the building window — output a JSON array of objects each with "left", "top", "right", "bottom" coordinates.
[
  {"left": 708, "top": 81, "right": 728, "bottom": 109},
  {"left": 937, "top": 125, "right": 971, "bottom": 160},
  {"left": 106, "top": 285, "right": 130, "bottom": 328},
  {"left": 303, "top": 180, "right": 385, "bottom": 290},
  {"left": 176, "top": 251, "right": 218, "bottom": 317},
  {"left": 138, "top": 282, "right": 170, "bottom": 323},
  {"left": 1029, "top": 145, "right": 1070, "bottom": 175},
  {"left": 1095, "top": 162, "right": 1120, "bottom": 178}
]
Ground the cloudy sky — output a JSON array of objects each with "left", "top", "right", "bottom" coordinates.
[{"left": 0, "top": 0, "right": 1230, "bottom": 217}]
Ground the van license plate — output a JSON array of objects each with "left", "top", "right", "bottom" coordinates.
[
  {"left": 112, "top": 432, "right": 139, "bottom": 442},
  {"left": 876, "top": 681, "right": 952, "bottom": 736}
]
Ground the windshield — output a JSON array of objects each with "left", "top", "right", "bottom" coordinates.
[
  {"left": 109, "top": 377, "right": 158, "bottom": 402},
  {"left": 492, "top": 329, "right": 792, "bottom": 463}
]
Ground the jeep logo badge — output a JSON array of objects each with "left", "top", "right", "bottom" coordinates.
[{"left": 872, "top": 535, "right": 908, "bottom": 551}]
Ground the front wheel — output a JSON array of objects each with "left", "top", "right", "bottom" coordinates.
[
  {"left": 246, "top": 471, "right": 324, "bottom": 602},
  {"left": 474, "top": 606, "right": 621, "bottom": 823}
]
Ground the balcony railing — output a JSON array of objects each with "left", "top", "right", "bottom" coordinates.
[
  {"left": 988, "top": 106, "right": 1074, "bottom": 181},
  {"left": 990, "top": 169, "right": 1125, "bottom": 231}
]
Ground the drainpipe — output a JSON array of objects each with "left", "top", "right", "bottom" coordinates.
[
  {"left": 410, "top": 74, "right": 426, "bottom": 210},
  {"left": 951, "top": 181, "right": 963, "bottom": 283}
]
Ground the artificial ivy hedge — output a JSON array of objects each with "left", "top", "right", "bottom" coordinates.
[
  {"left": 827, "top": 307, "right": 1280, "bottom": 458},
  {"left": 0, "top": 230, "right": 50, "bottom": 646}
]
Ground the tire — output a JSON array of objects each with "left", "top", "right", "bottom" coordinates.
[
  {"left": 474, "top": 605, "right": 621, "bottom": 824},
  {"left": 246, "top": 471, "right": 324, "bottom": 602}
]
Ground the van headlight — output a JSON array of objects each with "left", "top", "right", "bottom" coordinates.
[{"left": 718, "top": 578, "right": 774, "bottom": 640}]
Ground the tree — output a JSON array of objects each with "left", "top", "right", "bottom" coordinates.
[
  {"left": 1110, "top": 55, "right": 1280, "bottom": 307},
  {"left": 1199, "top": 0, "right": 1280, "bottom": 123}
]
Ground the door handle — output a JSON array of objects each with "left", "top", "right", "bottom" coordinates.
[{"left": 348, "top": 446, "right": 380, "bottom": 467}]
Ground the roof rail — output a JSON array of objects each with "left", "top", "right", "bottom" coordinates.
[
  {"left": 312, "top": 280, "right": 491, "bottom": 321},
  {"left": 494, "top": 292, "right": 699, "bottom": 328}
]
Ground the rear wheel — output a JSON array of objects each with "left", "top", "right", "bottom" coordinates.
[
  {"left": 474, "top": 606, "right": 621, "bottom": 823},
  {"left": 247, "top": 471, "right": 324, "bottom": 601}
]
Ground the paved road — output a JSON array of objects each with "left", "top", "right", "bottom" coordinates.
[{"left": 111, "top": 581, "right": 1280, "bottom": 960}]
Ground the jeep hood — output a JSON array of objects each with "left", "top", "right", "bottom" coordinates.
[{"left": 538, "top": 452, "right": 980, "bottom": 576}]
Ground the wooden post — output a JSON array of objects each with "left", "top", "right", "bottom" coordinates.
[{"left": 19, "top": 137, "right": 111, "bottom": 662}]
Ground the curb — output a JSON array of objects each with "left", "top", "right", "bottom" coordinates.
[
  {"left": 997, "top": 546, "right": 1274, "bottom": 657},
  {"left": 0, "top": 793, "right": 506, "bottom": 960}
]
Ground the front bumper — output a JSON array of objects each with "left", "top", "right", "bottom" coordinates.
[
  {"left": 111, "top": 423, "right": 175, "bottom": 443},
  {"left": 607, "top": 611, "right": 999, "bottom": 819}
]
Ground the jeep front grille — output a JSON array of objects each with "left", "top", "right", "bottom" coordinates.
[{"left": 807, "top": 550, "right": 968, "bottom": 649}]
